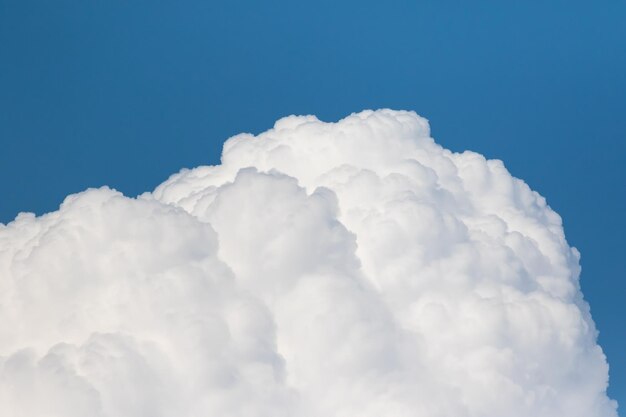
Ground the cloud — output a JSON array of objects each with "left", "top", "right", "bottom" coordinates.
[{"left": 0, "top": 109, "right": 618, "bottom": 416}]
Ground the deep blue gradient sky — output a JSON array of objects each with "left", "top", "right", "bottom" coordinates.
[{"left": 1, "top": 0, "right": 624, "bottom": 407}]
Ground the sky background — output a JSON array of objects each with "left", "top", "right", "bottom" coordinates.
[{"left": 1, "top": 0, "right": 624, "bottom": 408}]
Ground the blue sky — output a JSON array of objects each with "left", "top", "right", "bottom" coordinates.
[{"left": 1, "top": 0, "right": 624, "bottom": 407}]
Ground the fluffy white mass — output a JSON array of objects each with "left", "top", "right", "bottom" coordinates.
[{"left": 0, "top": 109, "right": 618, "bottom": 416}]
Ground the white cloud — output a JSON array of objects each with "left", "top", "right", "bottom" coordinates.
[{"left": 0, "top": 110, "right": 618, "bottom": 416}]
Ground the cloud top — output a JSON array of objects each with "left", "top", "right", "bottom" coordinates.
[{"left": 0, "top": 110, "right": 618, "bottom": 416}]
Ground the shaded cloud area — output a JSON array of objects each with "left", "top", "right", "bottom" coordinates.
[{"left": 0, "top": 110, "right": 618, "bottom": 416}]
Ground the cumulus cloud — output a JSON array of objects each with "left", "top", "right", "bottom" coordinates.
[{"left": 0, "top": 109, "right": 618, "bottom": 416}]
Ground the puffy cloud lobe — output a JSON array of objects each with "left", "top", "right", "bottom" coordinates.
[{"left": 0, "top": 109, "right": 618, "bottom": 416}]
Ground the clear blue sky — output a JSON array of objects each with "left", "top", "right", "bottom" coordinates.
[{"left": 1, "top": 0, "right": 624, "bottom": 408}]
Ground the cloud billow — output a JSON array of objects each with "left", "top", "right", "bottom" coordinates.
[{"left": 0, "top": 110, "right": 618, "bottom": 416}]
